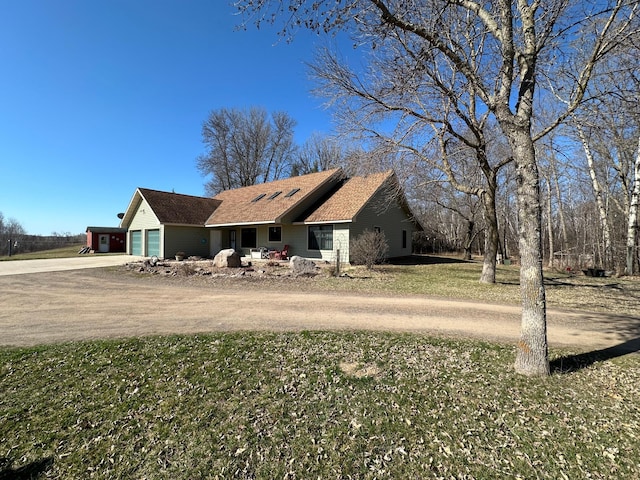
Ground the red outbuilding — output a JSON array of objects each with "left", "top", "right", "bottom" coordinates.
[{"left": 86, "top": 227, "right": 126, "bottom": 253}]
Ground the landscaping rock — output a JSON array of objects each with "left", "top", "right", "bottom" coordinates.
[
  {"left": 289, "top": 256, "right": 317, "bottom": 276},
  {"left": 213, "top": 249, "right": 241, "bottom": 268}
]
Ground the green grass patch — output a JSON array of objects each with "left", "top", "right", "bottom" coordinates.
[
  {"left": 314, "top": 258, "right": 639, "bottom": 315},
  {"left": 317, "top": 260, "right": 520, "bottom": 301},
  {"left": 0, "top": 244, "right": 86, "bottom": 261},
  {"left": 2, "top": 332, "right": 639, "bottom": 479}
]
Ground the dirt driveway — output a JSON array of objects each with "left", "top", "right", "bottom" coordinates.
[{"left": 1, "top": 266, "right": 639, "bottom": 353}]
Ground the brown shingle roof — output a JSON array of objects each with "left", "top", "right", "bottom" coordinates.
[
  {"left": 138, "top": 188, "right": 221, "bottom": 225},
  {"left": 302, "top": 170, "right": 395, "bottom": 223},
  {"left": 205, "top": 168, "right": 343, "bottom": 226}
]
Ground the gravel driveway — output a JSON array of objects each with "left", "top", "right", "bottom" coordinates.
[
  {"left": 0, "top": 255, "right": 142, "bottom": 275},
  {"left": 1, "top": 264, "right": 638, "bottom": 353}
]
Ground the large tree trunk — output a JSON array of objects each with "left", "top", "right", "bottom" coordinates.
[
  {"left": 463, "top": 220, "right": 474, "bottom": 261},
  {"left": 627, "top": 136, "right": 640, "bottom": 275},
  {"left": 507, "top": 128, "right": 549, "bottom": 376},
  {"left": 480, "top": 188, "right": 499, "bottom": 283}
]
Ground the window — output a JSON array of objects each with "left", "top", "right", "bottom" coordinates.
[
  {"left": 308, "top": 225, "right": 333, "bottom": 250},
  {"left": 269, "top": 226, "right": 282, "bottom": 242},
  {"left": 402, "top": 230, "right": 407, "bottom": 249},
  {"left": 241, "top": 228, "right": 257, "bottom": 248}
]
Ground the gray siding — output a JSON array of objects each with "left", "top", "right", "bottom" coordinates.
[
  {"left": 164, "top": 226, "right": 211, "bottom": 258},
  {"left": 350, "top": 189, "right": 414, "bottom": 259}
]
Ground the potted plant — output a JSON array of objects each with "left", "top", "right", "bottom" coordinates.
[{"left": 175, "top": 251, "right": 186, "bottom": 261}]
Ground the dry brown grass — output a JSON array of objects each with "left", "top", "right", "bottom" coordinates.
[
  {"left": 2, "top": 332, "right": 639, "bottom": 479},
  {"left": 123, "top": 255, "right": 639, "bottom": 316}
]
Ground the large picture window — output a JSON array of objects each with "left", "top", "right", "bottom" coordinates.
[
  {"left": 308, "top": 225, "right": 333, "bottom": 250},
  {"left": 268, "top": 226, "right": 282, "bottom": 243},
  {"left": 241, "top": 228, "right": 257, "bottom": 248}
]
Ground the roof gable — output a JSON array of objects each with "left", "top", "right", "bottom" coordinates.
[
  {"left": 140, "top": 189, "right": 221, "bottom": 225},
  {"left": 121, "top": 188, "right": 221, "bottom": 227},
  {"left": 300, "top": 170, "right": 396, "bottom": 223},
  {"left": 205, "top": 168, "right": 344, "bottom": 226}
]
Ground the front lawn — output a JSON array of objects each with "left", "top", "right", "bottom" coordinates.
[
  {"left": 0, "top": 244, "right": 85, "bottom": 261},
  {"left": 1, "top": 332, "right": 639, "bottom": 479},
  {"left": 317, "top": 258, "right": 640, "bottom": 315}
]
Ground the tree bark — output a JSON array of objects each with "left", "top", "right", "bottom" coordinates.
[
  {"left": 627, "top": 136, "right": 640, "bottom": 275},
  {"left": 577, "top": 125, "right": 613, "bottom": 269},
  {"left": 463, "top": 220, "right": 474, "bottom": 261},
  {"left": 550, "top": 152, "right": 570, "bottom": 254},
  {"left": 545, "top": 178, "right": 555, "bottom": 268},
  {"left": 506, "top": 127, "right": 549, "bottom": 376},
  {"left": 480, "top": 189, "right": 499, "bottom": 283}
]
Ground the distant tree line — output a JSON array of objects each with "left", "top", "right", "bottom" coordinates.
[{"left": 0, "top": 212, "right": 84, "bottom": 256}]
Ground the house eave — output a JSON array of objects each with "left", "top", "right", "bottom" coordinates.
[
  {"left": 206, "top": 220, "right": 277, "bottom": 228},
  {"left": 119, "top": 189, "right": 144, "bottom": 229},
  {"left": 294, "top": 219, "right": 353, "bottom": 225},
  {"left": 164, "top": 223, "right": 210, "bottom": 228}
]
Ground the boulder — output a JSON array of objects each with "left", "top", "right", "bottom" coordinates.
[
  {"left": 289, "top": 255, "right": 317, "bottom": 276},
  {"left": 213, "top": 249, "right": 241, "bottom": 268}
]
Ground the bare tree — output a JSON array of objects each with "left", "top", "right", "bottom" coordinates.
[
  {"left": 309, "top": 32, "right": 512, "bottom": 283},
  {"left": 434, "top": 183, "right": 483, "bottom": 261},
  {"left": 629, "top": 137, "right": 640, "bottom": 275},
  {"left": 0, "top": 212, "right": 26, "bottom": 256},
  {"left": 236, "top": 0, "right": 639, "bottom": 375},
  {"left": 292, "top": 132, "right": 345, "bottom": 175},
  {"left": 196, "top": 107, "right": 297, "bottom": 194},
  {"left": 569, "top": 43, "right": 640, "bottom": 273}
]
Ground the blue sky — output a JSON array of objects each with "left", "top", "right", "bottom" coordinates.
[{"left": 0, "top": 1, "right": 338, "bottom": 235}]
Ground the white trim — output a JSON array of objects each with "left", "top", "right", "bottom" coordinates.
[
  {"left": 294, "top": 219, "right": 352, "bottom": 225},
  {"left": 206, "top": 220, "right": 276, "bottom": 227},
  {"left": 119, "top": 189, "right": 143, "bottom": 229}
]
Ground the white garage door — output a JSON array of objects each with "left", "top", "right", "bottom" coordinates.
[
  {"left": 130, "top": 231, "right": 142, "bottom": 256},
  {"left": 146, "top": 229, "right": 160, "bottom": 257}
]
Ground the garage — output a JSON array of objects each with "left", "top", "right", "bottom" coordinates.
[
  {"left": 146, "top": 229, "right": 160, "bottom": 257},
  {"left": 130, "top": 231, "right": 142, "bottom": 256}
]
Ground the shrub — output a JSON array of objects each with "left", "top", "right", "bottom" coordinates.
[{"left": 350, "top": 229, "right": 389, "bottom": 269}]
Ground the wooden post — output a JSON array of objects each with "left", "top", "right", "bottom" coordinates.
[{"left": 336, "top": 249, "right": 340, "bottom": 277}]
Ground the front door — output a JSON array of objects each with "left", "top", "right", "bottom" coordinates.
[{"left": 98, "top": 234, "right": 109, "bottom": 253}]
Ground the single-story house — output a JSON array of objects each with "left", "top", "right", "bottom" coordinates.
[
  {"left": 85, "top": 227, "right": 126, "bottom": 253},
  {"left": 119, "top": 168, "right": 421, "bottom": 262}
]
